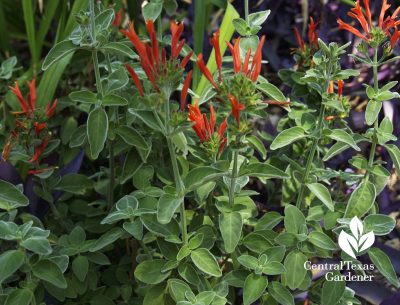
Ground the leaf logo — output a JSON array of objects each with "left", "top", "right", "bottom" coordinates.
[{"left": 338, "top": 216, "right": 375, "bottom": 259}]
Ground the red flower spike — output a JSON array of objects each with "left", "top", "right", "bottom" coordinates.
[
  {"left": 188, "top": 101, "right": 206, "bottom": 142},
  {"left": 125, "top": 64, "right": 144, "bottom": 96},
  {"left": 112, "top": 9, "right": 122, "bottom": 28},
  {"left": 349, "top": 1, "right": 370, "bottom": 36},
  {"left": 379, "top": 0, "right": 391, "bottom": 28},
  {"left": 217, "top": 117, "right": 227, "bottom": 139},
  {"left": 28, "top": 167, "right": 53, "bottom": 175},
  {"left": 196, "top": 54, "right": 218, "bottom": 89},
  {"left": 243, "top": 49, "right": 252, "bottom": 75},
  {"left": 363, "top": 0, "right": 372, "bottom": 28},
  {"left": 26, "top": 79, "right": 37, "bottom": 112},
  {"left": 9, "top": 81, "right": 30, "bottom": 115},
  {"left": 338, "top": 80, "right": 344, "bottom": 97},
  {"left": 209, "top": 103, "right": 215, "bottom": 134},
  {"left": 34, "top": 122, "right": 47, "bottom": 135},
  {"left": 337, "top": 19, "right": 368, "bottom": 41},
  {"left": 121, "top": 22, "right": 147, "bottom": 61},
  {"left": 328, "top": 81, "right": 334, "bottom": 94},
  {"left": 390, "top": 28, "right": 400, "bottom": 48},
  {"left": 171, "top": 21, "right": 184, "bottom": 59},
  {"left": 210, "top": 30, "right": 222, "bottom": 82},
  {"left": 227, "top": 38, "right": 242, "bottom": 73},
  {"left": 180, "top": 51, "right": 193, "bottom": 68},
  {"left": 307, "top": 17, "right": 319, "bottom": 48},
  {"left": 45, "top": 99, "right": 58, "bottom": 118},
  {"left": 294, "top": 27, "right": 305, "bottom": 50},
  {"left": 250, "top": 35, "right": 265, "bottom": 82},
  {"left": 180, "top": 70, "right": 192, "bottom": 111},
  {"left": 146, "top": 20, "right": 160, "bottom": 67},
  {"left": 29, "top": 136, "right": 49, "bottom": 163},
  {"left": 228, "top": 94, "right": 245, "bottom": 127}
]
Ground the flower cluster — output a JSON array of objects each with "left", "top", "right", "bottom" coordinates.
[
  {"left": 188, "top": 101, "right": 227, "bottom": 159},
  {"left": 291, "top": 17, "right": 320, "bottom": 68},
  {"left": 196, "top": 33, "right": 265, "bottom": 131},
  {"left": 337, "top": 0, "right": 400, "bottom": 48},
  {"left": 1, "top": 79, "right": 56, "bottom": 167},
  {"left": 122, "top": 20, "right": 192, "bottom": 104}
]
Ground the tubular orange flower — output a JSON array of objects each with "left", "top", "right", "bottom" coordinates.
[
  {"left": 338, "top": 80, "right": 344, "bottom": 97},
  {"left": 228, "top": 94, "right": 245, "bottom": 126},
  {"left": 34, "top": 122, "right": 47, "bottom": 135},
  {"left": 1, "top": 138, "right": 13, "bottom": 161},
  {"left": 180, "top": 70, "right": 193, "bottom": 111},
  {"left": 171, "top": 21, "right": 184, "bottom": 59},
  {"left": 112, "top": 9, "right": 122, "bottom": 28},
  {"left": 226, "top": 37, "right": 242, "bottom": 73},
  {"left": 196, "top": 54, "right": 219, "bottom": 89},
  {"left": 308, "top": 17, "right": 319, "bottom": 48},
  {"left": 294, "top": 27, "right": 305, "bottom": 50},
  {"left": 210, "top": 30, "right": 222, "bottom": 82},
  {"left": 328, "top": 81, "right": 335, "bottom": 94},
  {"left": 9, "top": 81, "right": 30, "bottom": 115},
  {"left": 188, "top": 101, "right": 228, "bottom": 156},
  {"left": 338, "top": 0, "right": 400, "bottom": 44},
  {"left": 29, "top": 136, "right": 49, "bottom": 163},
  {"left": 125, "top": 64, "right": 144, "bottom": 96},
  {"left": 45, "top": 99, "right": 57, "bottom": 118}
]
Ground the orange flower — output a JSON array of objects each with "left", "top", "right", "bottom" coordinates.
[
  {"left": 180, "top": 70, "right": 193, "bottom": 111},
  {"left": 210, "top": 30, "right": 222, "bottom": 82},
  {"left": 228, "top": 95, "right": 245, "bottom": 127},
  {"left": 293, "top": 17, "right": 319, "bottom": 51},
  {"left": 112, "top": 9, "right": 122, "bottom": 28},
  {"left": 188, "top": 102, "right": 227, "bottom": 155},
  {"left": 196, "top": 54, "right": 219, "bottom": 90},
  {"left": 1, "top": 138, "right": 13, "bottom": 161},
  {"left": 29, "top": 136, "right": 49, "bottom": 164},
  {"left": 337, "top": 0, "right": 400, "bottom": 45}
]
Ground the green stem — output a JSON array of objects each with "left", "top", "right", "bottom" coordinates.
[
  {"left": 108, "top": 141, "right": 115, "bottom": 209},
  {"left": 164, "top": 94, "right": 188, "bottom": 245},
  {"left": 366, "top": 48, "right": 379, "bottom": 178},
  {"left": 244, "top": 0, "right": 249, "bottom": 23},
  {"left": 295, "top": 105, "right": 326, "bottom": 208},
  {"left": 89, "top": 0, "right": 96, "bottom": 44},
  {"left": 229, "top": 141, "right": 240, "bottom": 207},
  {"left": 92, "top": 51, "right": 103, "bottom": 96}
]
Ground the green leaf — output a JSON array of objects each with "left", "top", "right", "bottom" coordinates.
[
  {"left": 87, "top": 107, "right": 108, "bottom": 159},
  {"left": 238, "top": 255, "right": 259, "bottom": 270},
  {"left": 321, "top": 272, "right": 346, "bottom": 305},
  {"left": 364, "top": 214, "right": 396, "bottom": 236},
  {"left": 219, "top": 212, "right": 242, "bottom": 253},
  {"left": 270, "top": 127, "right": 306, "bottom": 150},
  {"left": 20, "top": 237, "right": 52, "bottom": 255},
  {"left": 104, "top": 67, "right": 129, "bottom": 93},
  {"left": 169, "top": 279, "right": 192, "bottom": 302},
  {"left": 365, "top": 100, "right": 382, "bottom": 125},
  {"left": 115, "top": 126, "right": 148, "bottom": 150},
  {"left": 262, "top": 262, "right": 285, "bottom": 275},
  {"left": 239, "top": 162, "right": 289, "bottom": 179},
  {"left": 255, "top": 212, "right": 283, "bottom": 230},
  {"left": 190, "top": 248, "right": 222, "bottom": 277},
  {"left": 184, "top": 166, "right": 225, "bottom": 191},
  {"left": 384, "top": 144, "right": 400, "bottom": 173},
  {"left": 142, "top": 1, "right": 163, "bottom": 21},
  {"left": 243, "top": 274, "right": 268, "bottom": 305},
  {"left": 0, "top": 180, "right": 29, "bottom": 211},
  {"left": 195, "top": 3, "right": 239, "bottom": 94},
  {"left": 248, "top": 10, "right": 271, "bottom": 26},
  {"left": 0, "top": 250, "right": 24, "bottom": 284},
  {"left": 258, "top": 82, "right": 286, "bottom": 102},
  {"left": 284, "top": 205, "right": 305, "bottom": 234},
  {"left": 368, "top": 247, "right": 400, "bottom": 288},
  {"left": 128, "top": 109, "right": 164, "bottom": 132},
  {"left": 72, "top": 255, "right": 89, "bottom": 282},
  {"left": 306, "top": 183, "right": 334, "bottom": 211},
  {"left": 135, "top": 259, "right": 171, "bottom": 284},
  {"left": 56, "top": 173, "right": 94, "bottom": 195},
  {"left": 32, "top": 259, "right": 67, "bottom": 288},
  {"left": 22, "top": 0, "right": 37, "bottom": 66},
  {"left": 102, "top": 42, "right": 136, "bottom": 59},
  {"left": 90, "top": 228, "right": 124, "bottom": 252},
  {"left": 344, "top": 181, "right": 376, "bottom": 218},
  {"left": 141, "top": 214, "right": 180, "bottom": 237},
  {"left": 268, "top": 281, "right": 294, "bottom": 305},
  {"left": 4, "top": 289, "right": 32, "bottom": 305},
  {"left": 327, "top": 130, "right": 360, "bottom": 151},
  {"left": 283, "top": 250, "right": 308, "bottom": 290},
  {"left": 308, "top": 231, "right": 336, "bottom": 250},
  {"left": 123, "top": 219, "right": 143, "bottom": 240},
  {"left": 157, "top": 194, "right": 183, "bottom": 224},
  {"left": 102, "top": 94, "right": 128, "bottom": 106},
  {"left": 232, "top": 18, "right": 249, "bottom": 36},
  {"left": 69, "top": 90, "right": 97, "bottom": 104},
  {"left": 42, "top": 40, "right": 77, "bottom": 70},
  {"left": 246, "top": 135, "right": 266, "bottom": 160}
]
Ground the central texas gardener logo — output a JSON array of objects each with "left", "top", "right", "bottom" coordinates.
[{"left": 338, "top": 216, "right": 375, "bottom": 259}]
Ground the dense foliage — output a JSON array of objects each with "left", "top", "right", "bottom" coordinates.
[{"left": 0, "top": 1, "right": 399, "bottom": 305}]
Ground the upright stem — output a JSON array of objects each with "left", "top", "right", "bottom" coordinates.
[
  {"left": 295, "top": 105, "right": 326, "bottom": 208},
  {"left": 229, "top": 137, "right": 240, "bottom": 207},
  {"left": 108, "top": 141, "right": 115, "bottom": 209},
  {"left": 244, "top": 0, "right": 249, "bottom": 23},
  {"left": 366, "top": 48, "right": 379, "bottom": 179},
  {"left": 164, "top": 94, "right": 188, "bottom": 245},
  {"left": 92, "top": 51, "right": 103, "bottom": 95}
]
